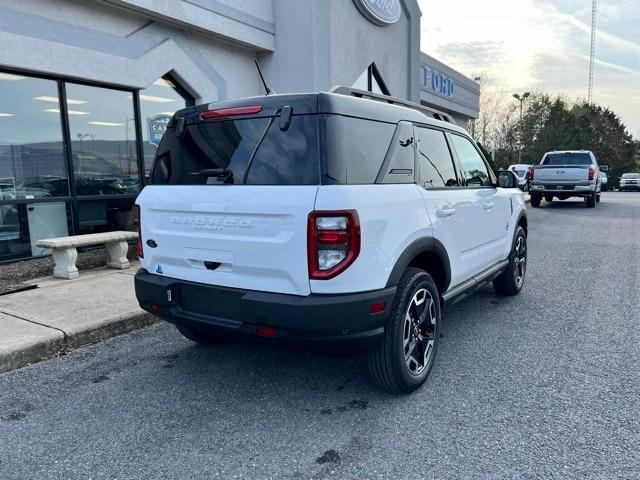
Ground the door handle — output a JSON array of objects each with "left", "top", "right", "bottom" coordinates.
[
  {"left": 436, "top": 207, "right": 457, "bottom": 218},
  {"left": 483, "top": 202, "right": 495, "bottom": 211}
]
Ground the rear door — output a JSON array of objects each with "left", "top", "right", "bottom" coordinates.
[
  {"left": 448, "top": 133, "right": 511, "bottom": 268},
  {"left": 414, "top": 126, "right": 479, "bottom": 286},
  {"left": 137, "top": 111, "right": 320, "bottom": 296}
]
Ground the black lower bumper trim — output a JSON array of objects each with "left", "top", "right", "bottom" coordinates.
[{"left": 134, "top": 269, "right": 395, "bottom": 350}]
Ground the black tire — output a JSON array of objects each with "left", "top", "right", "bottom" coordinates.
[
  {"left": 596, "top": 193, "right": 601, "bottom": 203},
  {"left": 493, "top": 226, "right": 527, "bottom": 296},
  {"left": 544, "top": 194, "right": 553, "bottom": 202},
  {"left": 176, "top": 324, "right": 226, "bottom": 344},
  {"left": 530, "top": 192, "right": 542, "bottom": 208},
  {"left": 367, "top": 268, "right": 440, "bottom": 394},
  {"left": 586, "top": 192, "right": 596, "bottom": 208}
]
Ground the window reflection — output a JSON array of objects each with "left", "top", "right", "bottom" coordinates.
[
  {"left": 66, "top": 83, "right": 140, "bottom": 196},
  {"left": 0, "top": 75, "right": 69, "bottom": 199},
  {"left": 140, "top": 77, "right": 189, "bottom": 177}
]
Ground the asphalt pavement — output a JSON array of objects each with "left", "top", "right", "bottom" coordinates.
[{"left": 1, "top": 192, "right": 639, "bottom": 480}]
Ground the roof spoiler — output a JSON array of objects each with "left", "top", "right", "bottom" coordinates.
[{"left": 330, "top": 86, "right": 451, "bottom": 123}]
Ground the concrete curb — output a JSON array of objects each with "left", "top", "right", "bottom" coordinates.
[
  {"left": 0, "top": 266, "right": 160, "bottom": 374},
  {"left": 0, "top": 312, "right": 159, "bottom": 374}
]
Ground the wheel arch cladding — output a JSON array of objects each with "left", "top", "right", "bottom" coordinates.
[
  {"left": 517, "top": 211, "right": 528, "bottom": 233},
  {"left": 385, "top": 237, "right": 451, "bottom": 294}
]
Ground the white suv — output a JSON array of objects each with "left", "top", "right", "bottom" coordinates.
[{"left": 134, "top": 88, "right": 528, "bottom": 393}]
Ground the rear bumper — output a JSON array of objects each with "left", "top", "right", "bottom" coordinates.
[
  {"left": 134, "top": 269, "right": 395, "bottom": 351},
  {"left": 530, "top": 181, "right": 595, "bottom": 194}
]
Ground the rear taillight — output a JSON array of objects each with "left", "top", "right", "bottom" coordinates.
[
  {"left": 200, "top": 105, "right": 263, "bottom": 120},
  {"left": 588, "top": 167, "right": 596, "bottom": 181},
  {"left": 307, "top": 210, "right": 360, "bottom": 280},
  {"left": 134, "top": 205, "right": 143, "bottom": 258},
  {"left": 527, "top": 167, "right": 534, "bottom": 181}
]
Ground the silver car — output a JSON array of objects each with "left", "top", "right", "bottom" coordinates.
[{"left": 619, "top": 173, "right": 640, "bottom": 191}]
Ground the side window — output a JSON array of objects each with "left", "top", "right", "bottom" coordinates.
[
  {"left": 377, "top": 122, "right": 415, "bottom": 184},
  {"left": 324, "top": 115, "right": 395, "bottom": 184},
  {"left": 450, "top": 134, "right": 492, "bottom": 187},
  {"left": 415, "top": 127, "right": 458, "bottom": 188}
]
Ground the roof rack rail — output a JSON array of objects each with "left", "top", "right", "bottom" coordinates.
[{"left": 330, "top": 86, "right": 451, "bottom": 123}]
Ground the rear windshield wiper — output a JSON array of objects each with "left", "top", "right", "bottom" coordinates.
[{"left": 190, "top": 168, "right": 234, "bottom": 184}]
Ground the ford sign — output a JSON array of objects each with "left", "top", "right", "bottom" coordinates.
[
  {"left": 423, "top": 66, "right": 455, "bottom": 98},
  {"left": 148, "top": 114, "right": 172, "bottom": 146},
  {"left": 353, "top": 0, "right": 401, "bottom": 26}
]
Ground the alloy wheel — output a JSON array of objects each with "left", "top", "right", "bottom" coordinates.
[{"left": 402, "top": 288, "right": 437, "bottom": 376}]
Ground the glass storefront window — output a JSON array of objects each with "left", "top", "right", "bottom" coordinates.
[
  {"left": 0, "top": 74, "right": 69, "bottom": 199},
  {"left": 77, "top": 198, "right": 136, "bottom": 235},
  {"left": 140, "top": 77, "right": 190, "bottom": 177},
  {"left": 66, "top": 83, "right": 140, "bottom": 196},
  {"left": 0, "top": 202, "right": 72, "bottom": 262}
]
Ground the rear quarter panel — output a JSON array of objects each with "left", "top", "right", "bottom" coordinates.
[{"left": 312, "top": 184, "right": 432, "bottom": 294}]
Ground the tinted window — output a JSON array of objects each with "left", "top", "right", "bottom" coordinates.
[
  {"left": 66, "top": 83, "right": 140, "bottom": 196},
  {"left": 450, "top": 134, "right": 492, "bottom": 187},
  {"left": 140, "top": 77, "right": 189, "bottom": 177},
  {"left": 324, "top": 115, "right": 395, "bottom": 184},
  {"left": 378, "top": 122, "right": 415, "bottom": 184},
  {"left": 0, "top": 74, "right": 69, "bottom": 199},
  {"left": 151, "top": 114, "right": 319, "bottom": 186},
  {"left": 415, "top": 127, "right": 458, "bottom": 188},
  {"left": 543, "top": 153, "right": 592, "bottom": 165}
]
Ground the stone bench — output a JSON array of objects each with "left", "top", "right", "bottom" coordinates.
[{"left": 36, "top": 231, "right": 139, "bottom": 280}]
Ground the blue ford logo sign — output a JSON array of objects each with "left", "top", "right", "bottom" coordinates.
[
  {"left": 148, "top": 114, "right": 172, "bottom": 146},
  {"left": 353, "top": 0, "right": 401, "bottom": 26},
  {"left": 423, "top": 66, "right": 455, "bottom": 98}
]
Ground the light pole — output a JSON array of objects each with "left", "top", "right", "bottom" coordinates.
[{"left": 513, "top": 92, "right": 530, "bottom": 163}]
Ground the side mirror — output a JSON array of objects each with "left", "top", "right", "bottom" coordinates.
[
  {"left": 599, "top": 165, "right": 609, "bottom": 172},
  {"left": 497, "top": 170, "right": 519, "bottom": 188}
]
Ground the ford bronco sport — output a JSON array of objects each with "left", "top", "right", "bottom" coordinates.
[{"left": 134, "top": 88, "right": 528, "bottom": 393}]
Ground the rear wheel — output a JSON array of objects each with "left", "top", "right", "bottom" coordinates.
[
  {"left": 544, "top": 194, "right": 553, "bottom": 202},
  {"left": 367, "top": 268, "right": 440, "bottom": 394},
  {"left": 586, "top": 192, "right": 596, "bottom": 208},
  {"left": 596, "top": 193, "right": 601, "bottom": 203},
  {"left": 176, "top": 324, "right": 226, "bottom": 345},
  {"left": 493, "top": 226, "right": 527, "bottom": 296},
  {"left": 530, "top": 192, "right": 542, "bottom": 208}
]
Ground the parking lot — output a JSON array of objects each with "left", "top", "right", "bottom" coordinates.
[{"left": 1, "top": 192, "right": 639, "bottom": 480}]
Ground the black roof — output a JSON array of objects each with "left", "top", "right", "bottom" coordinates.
[{"left": 173, "top": 89, "right": 467, "bottom": 135}]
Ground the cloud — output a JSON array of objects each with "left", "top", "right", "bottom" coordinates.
[{"left": 418, "top": 0, "right": 640, "bottom": 135}]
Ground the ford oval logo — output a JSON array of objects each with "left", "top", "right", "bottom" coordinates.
[{"left": 353, "top": 0, "right": 402, "bottom": 26}]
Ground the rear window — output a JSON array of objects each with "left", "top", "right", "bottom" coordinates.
[
  {"left": 150, "top": 115, "right": 319, "bottom": 185},
  {"left": 542, "top": 153, "right": 592, "bottom": 166}
]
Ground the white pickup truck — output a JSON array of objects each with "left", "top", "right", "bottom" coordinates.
[{"left": 528, "top": 150, "right": 607, "bottom": 208}]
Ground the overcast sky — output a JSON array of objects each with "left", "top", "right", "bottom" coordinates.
[{"left": 418, "top": 0, "right": 640, "bottom": 138}]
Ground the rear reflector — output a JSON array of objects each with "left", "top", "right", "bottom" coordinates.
[
  {"left": 201, "top": 105, "right": 263, "bottom": 120},
  {"left": 369, "top": 302, "right": 386, "bottom": 315},
  {"left": 150, "top": 305, "right": 162, "bottom": 314},
  {"left": 255, "top": 326, "right": 278, "bottom": 338}
]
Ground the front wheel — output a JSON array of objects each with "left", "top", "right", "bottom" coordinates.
[
  {"left": 367, "top": 268, "right": 440, "bottom": 394},
  {"left": 493, "top": 226, "right": 527, "bottom": 296}
]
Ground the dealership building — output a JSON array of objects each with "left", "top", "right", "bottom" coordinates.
[{"left": 0, "top": 0, "right": 479, "bottom": 262}]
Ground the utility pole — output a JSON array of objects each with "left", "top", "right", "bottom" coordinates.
[
  {"left": 513, "top": 92, "right": 530, "bottom": 163},
  {"left": 588, "top": 0, "right": 597, "bottom": 104}
]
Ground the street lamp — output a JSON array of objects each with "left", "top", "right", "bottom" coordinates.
[{"left": 513, "top": 92, "right": 530, "bottom": 163}]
